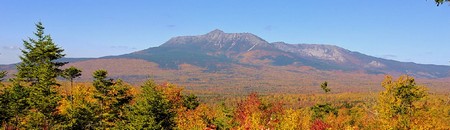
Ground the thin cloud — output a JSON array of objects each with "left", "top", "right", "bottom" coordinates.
[
  {"left": 264, "top": 25, "right": 273, "bottom": 31},
  {"left": 2, "top": 46, "right": 20, "bottom": 50},
  {"left": 166, "top": 24, "right": 176, "bottom": 28}
]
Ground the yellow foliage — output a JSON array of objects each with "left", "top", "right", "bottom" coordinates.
[
  {"left": 377, "top": 75, "right": 434, "bottom": 129},
  {"left": 277, "top": 109, "right": 303, "bottom": 130},
  {"left": 175, "top": 104, "right": 220, "bottom": 129},
  {"left": 49, "top": 79, "right": 450, "bottom": 129}
]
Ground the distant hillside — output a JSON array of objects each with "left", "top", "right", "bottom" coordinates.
[{"left": 2, "top": 30, "right": 450, "bottom": 94}]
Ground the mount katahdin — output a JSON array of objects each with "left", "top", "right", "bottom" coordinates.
[
  {"left": 2, "top": 30, "right": 450, "bottom": 93},
  {"left": 116, "top": 29, "right": 450, "bottom": 78}
]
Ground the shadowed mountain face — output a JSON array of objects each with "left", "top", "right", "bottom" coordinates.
[{"left": 111, "top": 30, "right": 450, "bottom": 78}]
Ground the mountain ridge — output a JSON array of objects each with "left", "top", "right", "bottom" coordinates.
[
  {"left": 1, "top": 30, "right": 450, "bottom": 88},
  {"left": 2, "top": 29, "right": 450, "bottom": 93},
  {"left": 3, "top": 29, "right": 450, "bottom": 78}
]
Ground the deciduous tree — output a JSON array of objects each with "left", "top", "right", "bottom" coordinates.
[{"left": 377, "top": 75, "right": 428, "bottom": 129}]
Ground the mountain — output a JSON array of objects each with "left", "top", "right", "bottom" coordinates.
[
  {"left": 113, "top": 29, "right": 450, "bottom": 78},
  {"left": 2, "top": 30, "right": 450, "bottom": 94}
]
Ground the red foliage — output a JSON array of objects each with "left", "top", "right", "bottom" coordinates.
[
  {"left": 234, "top": 92, "right": 262, "bottom": 129},
  {"left": 311, "top": 119, "right": 331, "bottom": 130},
  {"left": 204, "top": 124, "right": 217, "bottom": 130}
]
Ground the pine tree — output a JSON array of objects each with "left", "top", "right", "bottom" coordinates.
[
  {"left": 0, "top": 71, "right": 6, "bottom": 84},
  {"left": 311, "top": 81, "right": 336, "bottom": 121},
  {"left": 320, "top": 81, "right": 330, "bottom": 93},
  {"left": 126, "top": 79, "right": 175, "bottom": 129},
  {"left": 9, "top": 22, "right": 66, "bottom": 129},
  {"left": 183, "top": 94, "right": 200, "bottom": 110},
  {"left": 92, "top": 70, "right": 133, "bottom": 129},
  {"left": 0, "top": 81, "right": 30, "bottom": 129},
  {"left": 62, "top": 66, "right": 82, "bottom": 90},
  {"left": 436, "top": 0, "right": 450, "bottom": 6}
]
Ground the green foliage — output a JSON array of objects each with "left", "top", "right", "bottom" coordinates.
[
  {"left": 378, "top": 75, "right": 428, "bottom": 129},
  {"left": 0, "top": 71, "right": 6, "bottom": 83},
  {"left": 3, "top": 22, "right": 66, "bottom": 129},
  {"left": 16, "top": 22, "right": 66, "bottom": 84},
  {"left": 183, "top": 94, "right": 200, "bottom": 110},
  {"left": 62, "top": 66, "right": 82, "bottom": 88},
  {"left": 59, "top": 84, "right": 101, "bottom": 130},
  {"left": 311, "top": 103, "right": 337, "bottom": 120},
  {"left": 320, "top": 81, "right": 330, "bottom": 93},
  {"left": 436, "top": 0, "right": 450, "bottom": 6},
  {"left": 126, "top": 79, "right": 175, "bottom": 129},
  {"left": 63, "top": 102, "right": 100, "bottom": 129},
  {"left": 92, "top": 70, "right": 133, "bottom": 129},
  {"left": 211, "top": 102, "right": 235, "bottom": 130},
  {"left": 0, "top": 83, "right": 30, "bottom": 128}
]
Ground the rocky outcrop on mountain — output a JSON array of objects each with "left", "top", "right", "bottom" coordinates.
[
  {"left": 273, "top": 42, "right": 349, "bottom": 63},
  {"left": 161, "top": 29, "right": 273, "bottom": 53}
]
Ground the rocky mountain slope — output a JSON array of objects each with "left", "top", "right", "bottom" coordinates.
[{"left": 112, "top": 29, "right": 450, "bottom": 78}]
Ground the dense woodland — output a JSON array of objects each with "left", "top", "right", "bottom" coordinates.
[{"left": 1, "top": 23, "right": 450, "bottom": 130}]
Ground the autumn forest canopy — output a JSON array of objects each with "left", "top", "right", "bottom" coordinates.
[{"left": 1, "top": 16, "right": 450, "bottom": 130}]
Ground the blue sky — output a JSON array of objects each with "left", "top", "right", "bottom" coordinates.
[{"left": 1, "top": 0, "right": 449, "bottom": 65}]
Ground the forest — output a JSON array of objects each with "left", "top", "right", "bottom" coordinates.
[{"left": 1, "top": 23, "right": 450, "bottom": 130}]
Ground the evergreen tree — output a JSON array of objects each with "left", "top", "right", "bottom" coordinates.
[
  {"left": 312, "top": 81, "right": 336, "bottom": 120},
  {"left": 92, "top": 70, "right": 133, "bottom": 129},
  {"left": 436, "top": 0, "right": 450, "bottom": 6},
  {"left": 0, "top": 71, "right": 6, "bottom": 84},
  {"left": 126, "top": 79, "right": 175, "bottom": 129},
  {"left": 183, "top": 94, "right": 200, "bottom": 110},
  {"left": 320, "top": 81, "right": 330, "bottom": 93},
  {"left": 62, "top": 66, "right": 82, "bottom": 89},
  {"left": 9, "top": 22, "right": 66, "bottom": 129},
  {"left": 0, "top": 82, "right": 30, "bottom": 129}
]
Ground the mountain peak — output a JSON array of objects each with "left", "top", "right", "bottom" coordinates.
[
  {"left": 207, "top": 29, "right": 225, "bottom": 35},
  {"left": 161, "top": 29, "right": 271, "bottom": 52}
]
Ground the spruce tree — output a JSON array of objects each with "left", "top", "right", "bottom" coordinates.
[
  {"left": 320, "top": 81, "right": 330, "bottom": 93},
  {"left": 62, "top": 66, "right": 82, "bottom": 89},
  {"left": 62, "top": 66, "right": 82, "bottom": 103},
  {"left": 436, "top": 0, "right": 450, "bottom": 6},
  {"left": 92, "top": 70, "right": 133, "bottom": 129},
  {"left": 13, "top": 22, "right": 66, "bottom": 129},
  {"left": 126, "top": 79, "right": 175, "bottom": 129},
  {"left": 0, "top": 71, "right": 6, "bottom": 84},
  {"left": 0, "top": 82, "right": 30, "bottom": 129}
]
